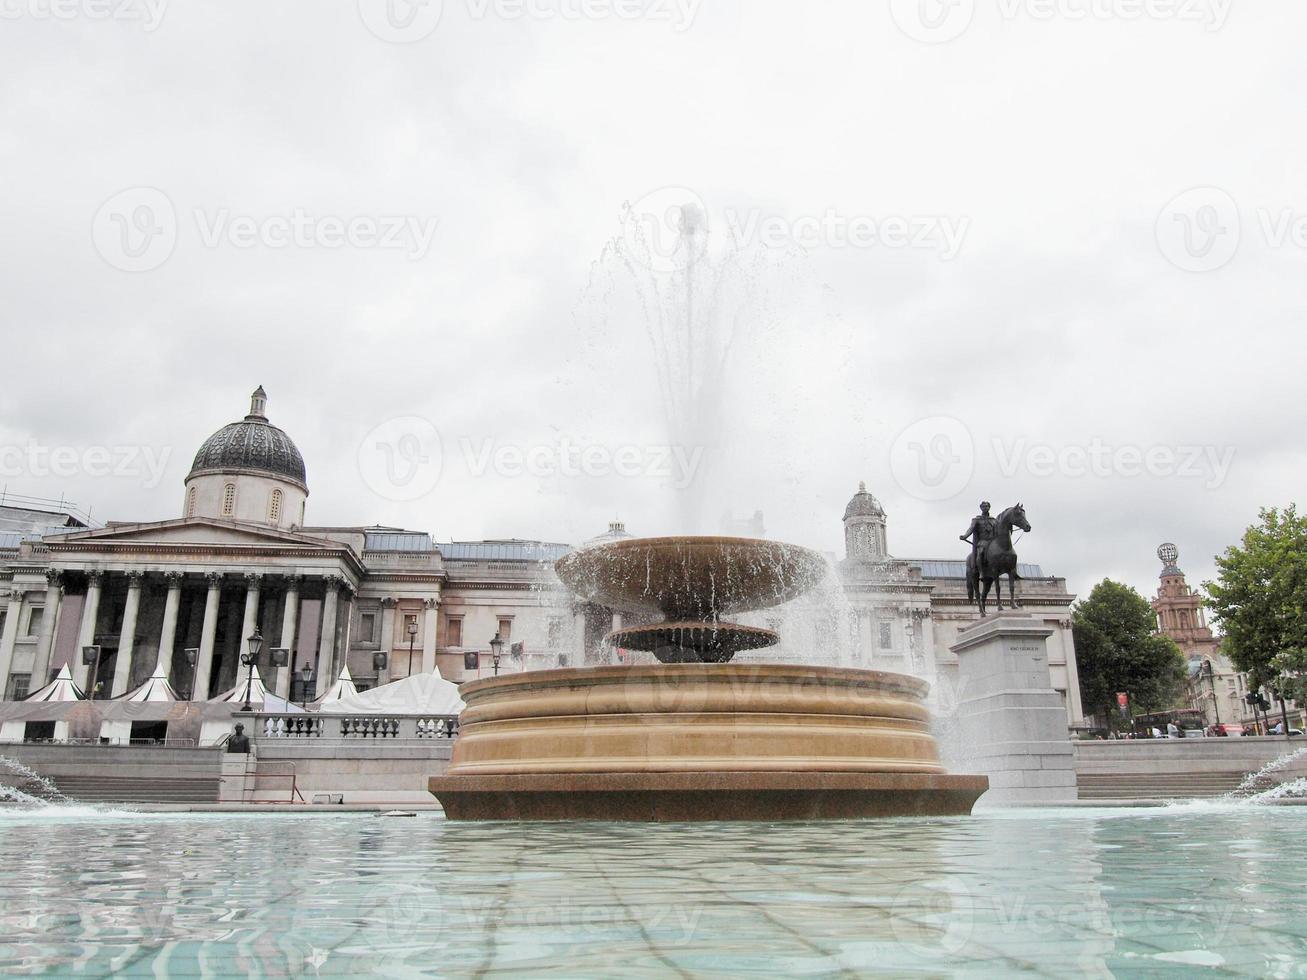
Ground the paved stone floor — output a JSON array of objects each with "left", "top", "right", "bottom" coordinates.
[{"left": 0, "top": 804, "right": 1304, "bottom": 975}]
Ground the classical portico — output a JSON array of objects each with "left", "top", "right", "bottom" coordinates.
[{"left": 38, "top": 523, "right": 363, "bottom": 702}]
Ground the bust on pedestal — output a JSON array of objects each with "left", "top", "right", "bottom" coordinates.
[{"left": 949, "top": 614, "right": 1078, "bottom": 804}]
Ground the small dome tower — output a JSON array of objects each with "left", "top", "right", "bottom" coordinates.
[{"left": 843, "top": 482, "right": 888, "bottom": 560}]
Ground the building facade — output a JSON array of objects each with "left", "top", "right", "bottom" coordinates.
[
  {"left": 0, "top": 389, "right": 1086, "bottom": 732},
  {"left": 1150, "top": 542, "right": 1260, "bottom": 730}
]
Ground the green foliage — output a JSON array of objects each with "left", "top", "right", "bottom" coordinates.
[
  {"left": 1073, "top": 578, "right": 1188, "bottom": 726},
  {"left": 1205, "top": 505, "right": 1307, "bottom": 692}
]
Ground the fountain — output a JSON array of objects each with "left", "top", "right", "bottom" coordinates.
[{"left": 429, "top": 535, "right": 988, "bottom": 820}]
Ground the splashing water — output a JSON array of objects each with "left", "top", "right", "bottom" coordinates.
[
  {"left": 0, "top": 784, "right": 53, "bottom": 808},
  {"left": 1230, "top": 746, "right": 1307, "bottom": 797},
  {"left": 0, "top": 756, "right": 66, "bottom": 803}
]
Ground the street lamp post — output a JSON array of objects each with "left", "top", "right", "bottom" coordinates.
[
  {"left": 406, "top": 620, "right": 419, "bottom": 677},
  {"left": 240, "top": 630, "right": 263, "bottom": 712},
  {"left": 489, "top": 632, "right": 504, "bottom": 676},
  {"left": 299, "top": 662, "right": 315, "bottom": 710}
]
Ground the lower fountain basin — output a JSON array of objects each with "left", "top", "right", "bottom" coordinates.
[{"left": 429, "top": 664, "right": 987, "bottom": 820}]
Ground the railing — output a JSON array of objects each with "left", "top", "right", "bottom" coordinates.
[
  {"left": 251, "top": 761, "right": 306, "bottom": 804},
  {"left": 252, "top": 713, "right": 460, "bottom": 740}
]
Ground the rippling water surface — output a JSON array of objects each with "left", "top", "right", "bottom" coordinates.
[{"left": 1, "top": 804, "right": 1305, "bottom": 977}]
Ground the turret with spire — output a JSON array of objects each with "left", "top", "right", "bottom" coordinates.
[{"left": 844, "top": 481, "right": 888, "bottom": 560}]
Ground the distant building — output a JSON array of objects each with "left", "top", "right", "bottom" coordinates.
[
  {"left": 1150, "top": 542, "right": 1250, "bottom": 729},
  {"left": 831, "top": 484, "right": 1084, "bottom": 729},
  {"left": 0, "top": 389, "right": 1085, "bottom": 736}
]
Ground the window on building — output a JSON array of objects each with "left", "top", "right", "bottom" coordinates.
[
  {"left": 498, "top": 618, "right": 512, "bottom": 642},
  {"left": 359, "top": 613, "right": 375, "bottom": 643},
  {"left": 547, "top": 618, "right": 563, "bottom": 648},
  {"left": 186, "top": 486, "right": 197, "bottom": 517},
  {"left": 222, "top": 484, "right": 236, "bottom": 516},
  {"left": 5, "top": 674, "right": 30, "bottom": 701},
  {"left": 878, "top": 622, "right": 893, "bottom": 650},
  {"left": 269, "top": 489, "right": 282, "bottom": 523},
  {"left": 25, "top": 607, "right": 43, "bottom": 638},
  {"left": 446, "top": 616, "right": 463, "bottom": 647}
]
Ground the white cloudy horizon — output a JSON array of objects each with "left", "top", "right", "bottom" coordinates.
[{"left": 2, "top": 0, "right": 1305, "bottom": 604}]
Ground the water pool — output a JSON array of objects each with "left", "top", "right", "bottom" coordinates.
[{"left": 1, "top": 803, "right": 1304, "bottom": 977}]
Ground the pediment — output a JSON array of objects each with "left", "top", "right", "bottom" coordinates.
[{"left": 47, "top": 518, "right": 340, "bottom": 551}]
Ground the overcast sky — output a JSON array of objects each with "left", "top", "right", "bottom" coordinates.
[{"left": 2, "top": 0, "right": 1304, "bottom": 603}]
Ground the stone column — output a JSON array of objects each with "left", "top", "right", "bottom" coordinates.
[
  {"left": 314, "top": 576, "right": 340, "bottom": 698},
  {"left": 421, "top": 598, "right": 438, "bottom": 675},
  {"left": 193, "top": 573, "right": 223, "bottom": 701},
  {"left": 74, "top": 571, "right": 103, "bottom": 690},
  {"left": 155, "top": 571, "right": 183, "bottom": 677},
  {"left": 949, "top": 615, "right": 1078, "bottom": 804},
  {"left": 275, "top": 575, "right": 301, "bottom": 699},
  {"left": 377, "top": 597, "right": 397, "bottom": 684},
  {"left": 239, "top": 573, "right": 263, "bottom": 650},
  {"left": 0, "top": 589, "right": 26, "bottom": 697},
  {"left": 110, "top": 571, "right": 144, "bottom": 696},
  {"left": 30, "top": 571, "right": 63, "bottom": 689}
]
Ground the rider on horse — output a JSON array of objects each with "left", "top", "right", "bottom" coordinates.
[{"left": 960, "top": 501, "right": 997, "bottom": 576}]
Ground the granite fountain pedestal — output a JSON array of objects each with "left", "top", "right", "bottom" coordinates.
[{"left": 429, "top": 536, "right": 987, "bottom": 820}]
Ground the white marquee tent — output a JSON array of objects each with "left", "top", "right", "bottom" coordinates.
[
  {"left": 313, "top": 664, "right": 359, "bottom": 706},
  {"left": 318, "top": 671, "right": 465, "bottom": 716}
]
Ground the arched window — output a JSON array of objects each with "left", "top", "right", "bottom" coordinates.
[
  {"left": 269, "top": 489, "right": 282, "bottom": 523},
  {"left": 186, "top": 486, "right": 197, "bottom": 517},
  {"left": 222, "top": 483, "right": 236, "bottom": 517}
]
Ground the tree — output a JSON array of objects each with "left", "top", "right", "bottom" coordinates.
[
  {"left": 1073, "top": 579, "right": 1187, "bottom": 727},
  {"left": 1205, "top": 505, "right": 1307, "bottom": 700}
]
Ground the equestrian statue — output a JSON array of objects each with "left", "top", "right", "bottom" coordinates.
[{"left": 961, "top": 500, "right": 1031, "bottom": 617}]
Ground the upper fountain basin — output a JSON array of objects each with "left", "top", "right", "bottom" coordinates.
[{"left": 554, "top": 535, "right": 828, "bottom": 621}]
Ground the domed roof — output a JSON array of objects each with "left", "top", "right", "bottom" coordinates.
[
  {"left": 586, "top": 520, "right": 634, "bottom": 545},
  {"left": 843, "top": 482, "right": 885, "bottom": 520},
  {"left": 187, "top": 386, "right": 307, "bottom": 490}
]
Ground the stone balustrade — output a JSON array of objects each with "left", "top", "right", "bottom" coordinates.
[{"left": 252, "top": 712, "right": 459, "bottom": 740}]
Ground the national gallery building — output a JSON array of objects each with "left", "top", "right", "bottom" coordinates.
[{"left": 0, "top": 389, "right": 1085, "bottom": 731}]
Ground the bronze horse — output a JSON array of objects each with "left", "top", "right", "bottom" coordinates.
[{"left": 966, "top": 503, "right": 1031, "bottom": 617}]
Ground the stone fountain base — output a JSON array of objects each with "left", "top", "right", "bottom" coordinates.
[{"left": 428, "top": 664, "right": 987, "bottom": 821}]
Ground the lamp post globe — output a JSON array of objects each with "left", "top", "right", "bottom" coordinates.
[
  {"left": 490, "top": 633, "right": 504, "bottom": 676},
  {"left": 407, "top": 619, "right": 419, "bottom": 677},
  {"left": 300, "top": 662, "right": 315, "bottom": 710},
  {"left": 241, "top": 630, "right": 263, "bottom": 712}
]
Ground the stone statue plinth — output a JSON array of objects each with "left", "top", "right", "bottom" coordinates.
[{"left": 949, "top": 615, "right": 1077, "bottom": 804}]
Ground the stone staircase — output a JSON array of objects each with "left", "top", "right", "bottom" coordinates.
[
  {"left": 48, "top": 774, "right": 222, "bottom": 804},
  {"left": 1077, "top": 771, "right": 1269, "bottom": 801}
]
